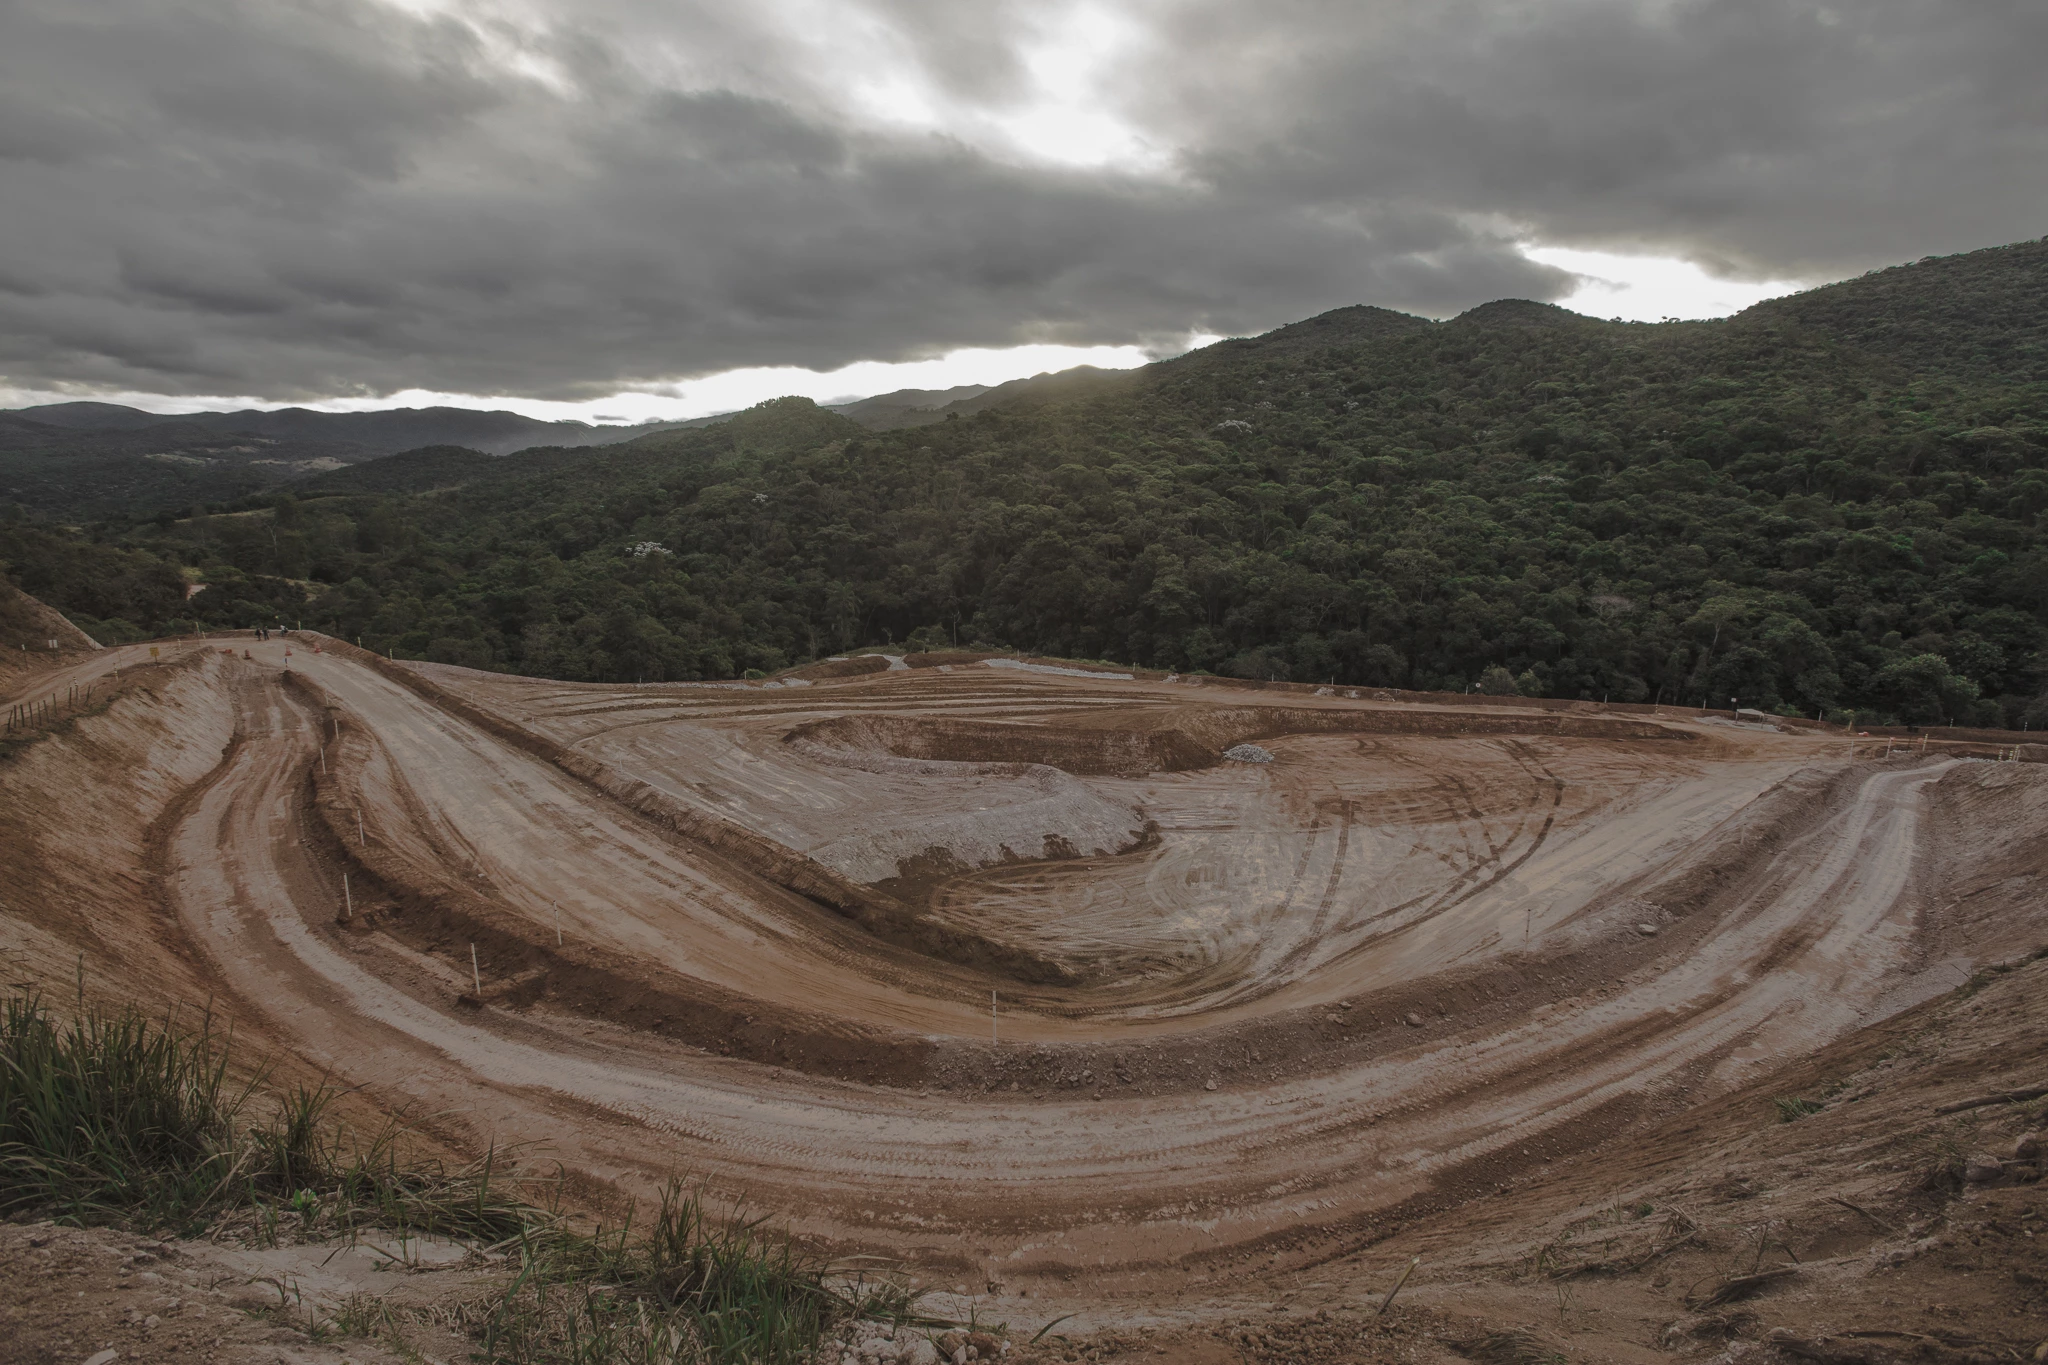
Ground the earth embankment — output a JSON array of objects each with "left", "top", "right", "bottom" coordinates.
[{"left": 5, "top": 633, "right": 2043, "bottom": 1334}]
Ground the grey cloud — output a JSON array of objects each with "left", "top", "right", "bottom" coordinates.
[
  {"left": 0, "top": 0, "right": 2040, "bottom": 401},
  {"left": 1153, "top": 0, "right": 2048, "bottom": 279}
]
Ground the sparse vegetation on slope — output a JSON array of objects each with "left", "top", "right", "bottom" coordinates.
[
  {"left": 0, "top": 991, "right": 900, "bottom": 1364},
  {"left": 0, "top": 991, "right": 532, "bottom": 1237}
]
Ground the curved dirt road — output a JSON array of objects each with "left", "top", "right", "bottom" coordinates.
[{"left": 139, "top": 640, "right": 1965, "bottom": 1283}]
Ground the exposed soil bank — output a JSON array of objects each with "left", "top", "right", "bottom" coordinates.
[
  {"left": 787, "top": 704, "right": 1687, "bottom": 779},
  {"left": 0, "top": 647, "right": 232, "bottom": 1005},
  {"left": 322, "top": 639, "right": 1080, "bottom": 985},
  {"left": 7, "top": 635, "right": 2045, "bottom": 1360}
]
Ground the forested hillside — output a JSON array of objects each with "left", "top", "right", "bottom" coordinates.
[{"left": 4, "top": 239, "right": 2045, "bottom": 727}]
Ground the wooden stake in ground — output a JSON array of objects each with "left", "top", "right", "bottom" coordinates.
[
  {"left": 471, "top": 943, "right": 482, "bottom": 995},
  {"left": 341, "top": 872, "right": 353, "bottom": 922},
  {"left": 1378, "top": 1256, "right": 1420, "bottom": 1314},
  {"left": 356, "top": 808, "right": 365, "bottom": 844}
]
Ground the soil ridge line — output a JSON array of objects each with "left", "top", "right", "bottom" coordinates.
[{"left": 302, "top": 635, "right": 1078, "bottom": 985}]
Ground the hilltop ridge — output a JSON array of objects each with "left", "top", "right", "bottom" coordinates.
[{"left": 4, "top": 237, "right": 2045, "bottom": 728}]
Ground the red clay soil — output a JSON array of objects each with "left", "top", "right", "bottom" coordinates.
[{"left": 4, "top": 632, "right": 2044, "bottom": 1361}]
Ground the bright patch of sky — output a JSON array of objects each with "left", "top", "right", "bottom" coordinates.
[
  {"left": 0, "top": 340, "right": 1204, "bottom": 425},
  {"left": 767, "top": 0, "right": 1165, "bottom": 171},
  {"left": 996, "top": 6, "right": 1164, "bottom": 170},
  {"left": 1521, "top": 245, "right": 1811, "bottom": 322}
]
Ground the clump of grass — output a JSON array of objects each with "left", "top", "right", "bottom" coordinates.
[
  {"left": 0, "top": 991, "right": 251, "bottom": 1226},
  {"left": 0, "top": 991, "right": 907, "bottom": 1363},
  {"left": 1772, "top": 1097, "right": 1823, "bottom": 1123},
  {"left": 0, "top": 991, "right": 533, "bottom": 1241},
  {"left": 471, "top": 1180, "right": 920, "bottom": 1365}
]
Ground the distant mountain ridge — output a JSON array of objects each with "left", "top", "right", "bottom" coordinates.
[
  {"left": 10, "top": 236, "right": 2046, "bottom": 521},
  {"left": 0, "top": 401, "right": 699, "bottom": 519},
  {"left": 823, "top": 384, "right": 991, "bottom": 429},
  {"left": 6, "top": 401, "right": 690, "bottom": 455}
]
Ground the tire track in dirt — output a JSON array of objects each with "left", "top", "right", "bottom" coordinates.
[{"left": 131, "top": 640, "right": 1970, "bottom": 1279}]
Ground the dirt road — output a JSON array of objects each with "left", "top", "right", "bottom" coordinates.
[{"left": 89, "top": 637, "right": 1971, "bottom": 1283}]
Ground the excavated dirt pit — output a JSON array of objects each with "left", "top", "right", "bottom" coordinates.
[{"left": 6, "top": 637, "right": 2047, "bottom": 1360}]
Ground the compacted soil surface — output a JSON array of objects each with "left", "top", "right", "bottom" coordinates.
[
  {"left": 0, "top": 1217, "right": 490, "bottom": 1365},
  {"left": 5, "top": 633, "right": 2044, "bottom": 1361}
]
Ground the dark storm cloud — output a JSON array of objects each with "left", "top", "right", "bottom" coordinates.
[
  {"left": 1151, "top": 0, "right": 2048, "bottom": 279},
  {"left": 0, "top": 0, "right": 2041, "bottom": 400}
]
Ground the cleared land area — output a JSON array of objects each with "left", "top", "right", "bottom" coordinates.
[{"left": 4, "top": 635, "right": 2045, "bottom": 1361}]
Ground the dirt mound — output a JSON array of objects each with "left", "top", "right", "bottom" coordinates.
[
  {"left": 0, "top": 580, "right": 99, "bottom": 658},
  {"left": 777, "top": 654, "right": 892, "bottom": 681},
  {"left": 0, "top": 650, "right": 232, "bottom": 997},
  {"left": 787, "top": 712, "right": 1211, "bottom": 776},
  {"left": 789, "top": 704, "right": 1685, "bottom": 780},
  {"left": 782, "top": 744, "right": 1151, "bottom": 886},
  {"left": 902, "top": 650, "right": 996, "bottom": 668},
  {"left": 1169, "top": 702, "right": 1688, "bottom": 752},
  {"left": 1924, "top": 760, "right": 2048, "bottom": 964}
]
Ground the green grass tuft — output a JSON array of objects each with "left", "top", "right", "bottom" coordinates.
[
  {"left": 0, "top": 992, "right": 532, "bottom": 1241},
  {"left": 1772, "top": 1096, "right": 1823, "bottom": 1123},
  {"left": 0, "top": 991, "right": 911, "bottom": 1362},
  {"left": 470, "top": 1178, "right": 923, "bottom": 1364}
]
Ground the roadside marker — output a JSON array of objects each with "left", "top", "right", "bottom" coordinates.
[
  {"left": 341, "top": 872, "right": 352, "bottom": 922},
  {"left": 1378, "top": 1256, "right": 1421, "bottom": 1314},
  {"left": 471, "top": 944, "right": 482, "bottom": 996},
  {"left": 356, "top": 808, "right": 365, "bottom": 844}
]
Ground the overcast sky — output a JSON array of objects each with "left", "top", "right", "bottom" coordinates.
[{"left": 1, "top": 0, "right": 2042, "bottom": 419}]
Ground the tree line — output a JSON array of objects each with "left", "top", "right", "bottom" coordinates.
[{"left": 4, "top": 238, "right": 2045, "bottom": 728}]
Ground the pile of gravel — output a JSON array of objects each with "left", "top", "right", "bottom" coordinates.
[
  {"left": 1222, "top": 743, "right": 1276, "bottom": 763},
  {"left": 817, "top": 1321, "right": 1011, "bottom": 1364}
]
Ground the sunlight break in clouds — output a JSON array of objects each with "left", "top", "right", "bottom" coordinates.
[
  {"left": 753, "top": 0, "right": 1166, "bottom": 172},
  {"left": 0, "top": 341, "right": 1191, "bottom": 426},
  {"left": 508, "top": 340, "right": 1171, "bottom": 422},
  {"left": 1522, "top": 246, "right": 1812, "bottom": 322}
]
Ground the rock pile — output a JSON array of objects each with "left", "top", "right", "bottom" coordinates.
[{"left": 815, "top": 1322, "right": 1010, "bottom": 1365}]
